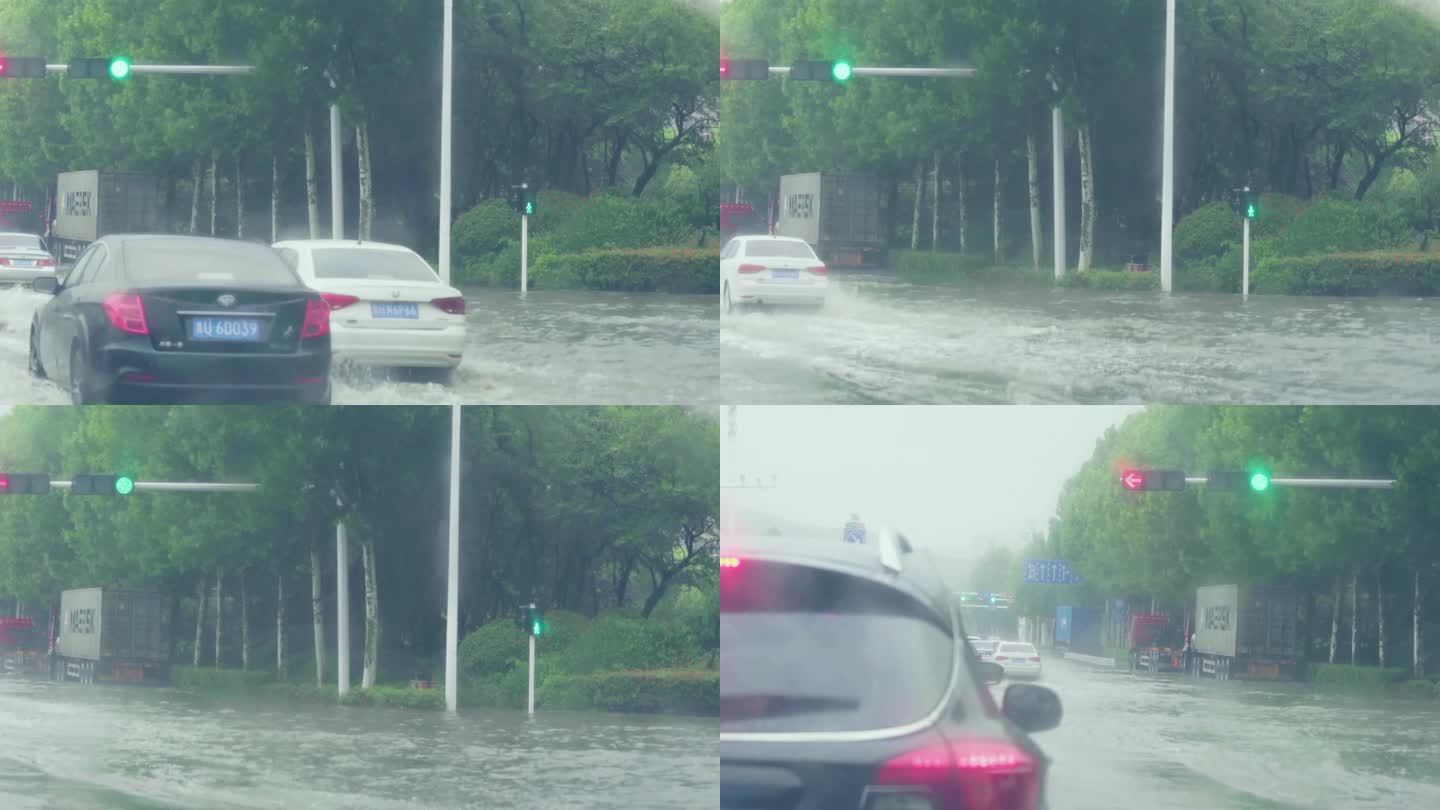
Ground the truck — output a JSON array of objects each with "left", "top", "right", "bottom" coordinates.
[
  {"left": 1054, "top": 605, "right": 1102, "bottom": 655},
  {"left": 776, "top": 173, "right": 885, "bottom": 268},
  {"left": 1189, "top": 583, "right": 1299, "bottom": 681},
  {"left": 1127, "top": 612, "right": 1185, "bottom": 674},
  {"left": 53, "top": 588, "right": 170, "bottom": 685},
  {"left": 0, "top": 616, "right": 44, "bottom": 676},
  {"left": 51, "top": 171, "right": 164, "bottom": 263},
  {"left": 720, "top": 202, "right": 765, "bottom": 243}
]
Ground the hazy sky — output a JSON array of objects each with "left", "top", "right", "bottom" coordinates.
[{"left": 722, "top": 406, "right": 1142, "bottom": 560}]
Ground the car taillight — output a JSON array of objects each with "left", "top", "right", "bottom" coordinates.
[
  {"left": 103, "top": 293, "right": 149, "bottom": 335},
  {"left": 807, "top": 265, "right": 828, "bottom": 275},
  {"left": 301, "top": 298, "right": 330, "bottom": 339},
  {"left": 737, "top": 263, "right": 764, "bottom": 274},
  {"left": 38, "top": 258, "right": 55, "bottom": 267},
  {"left": 870, "top": 738, "right": 1040, "bottom": 810},
  {"left": 719, "top": 556, "right": 740, "bottom": 569},
  {"left": 320, "top": 292, "right": 358, "bottom": 310},
  {"left": 431, "top": 296, "right": 466, "bottom": 315}
]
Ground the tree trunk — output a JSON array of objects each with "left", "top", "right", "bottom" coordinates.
[
  {"left": 193, "top": 574, "right": 208, "bottom": 667},
  {"left": 1078, "top": 122, "right": 1095, "bottom": 272},
  {"left": 234, "top": 153, "right": 245, "bottom": 240},
  {"left": 189, "top": 159, "right": 202, "bottom": 233},
  {"left": 910, "top": 158, "right": 923, "bottom": 251},
  {"left": 1415, "top": 568, "right": 1425, "bottom": 679},
  {"left": 1027, "top": 130, "right": 1043, "bottom": 272},
  {"left": 1328, "top": 574, "right": 1341, "bottom": 664},
  {"left": 310, "top": 548, "right": 325, "bottom": 686},
  {"left": 304, "top": 121, "right": 321, "bottom": 239},
  {"left": 271, "top": 153, "right": 280, "bottom": 243},
  {"left": 276, "top": 573, "right": 286, "bottom": 678},
  {"left": 239, "top": 569, "right": 249, "bottom": 670},
  {"left": 957, "top": 159, "right": 967, "bottom": 257},
  {"left": 1376, "top": 570, "right": 1385, "bottom": 669},
  {"left": 993, "top": 158, "right": 1003, "bottom": 263},
  {"left": 1349, "top": 571, "right": 1358, "bottom": 664},
  {"left": 356, "top": 123, "right": 373, "bottom": 241},
  {"left": 209, "top": 152, "right": 219, "bottom": 237},
  {"left": 213, "top": 568, "right": 224, "bottom": 668},
  {"left": 361, "top": 541, "right": 379, "bottom": 689},
  {"left": 930, "top": 151, "right": 941, "bottom": 250}
]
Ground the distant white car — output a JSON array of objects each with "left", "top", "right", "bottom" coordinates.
[
  {"left": 719, "top": 234, "right": 828, "bottom": 314},
  {"left": 273, "top": 239, "right": 467, "bottom": 383},
  {"left": 0, "top": 232, "right": 57, "bottom": 289},
  {"left": 993, "top": 641, "right": 1043, "bottom": 680}
]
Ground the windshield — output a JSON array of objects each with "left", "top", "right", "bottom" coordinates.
[
  {"left": 122, "top": 240, "right": 300, "bottom": 287},
  {"left": 744, "top": 240, "right": 816, "bottom": 260},
  {"left": 0, "top": 234, "right": 44, "bottom": 251},
  {"left": 311, "top": 248, "right": 438, "bottom": 283},
  {"left": 721, "top": 559, "right": 956, "bottom": 734}
]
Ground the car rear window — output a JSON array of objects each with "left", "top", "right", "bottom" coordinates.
[
  {"left": 973, "top": 640, "right": 996, "bottom": 651},
  {"left": 721, "top": 559, "right": 958, "bottom": 734},
  {"left": 744, "top": 240, "right": 816, "bottom": 260},
  {"left": 312, "top": 248, "right": 438, "bottom": 282},
  {"left": 122, "top": 239, "right": 300, "bottom": 286},
  {"left": 0, "top": 234, "right": 44, "bottom": 250}
]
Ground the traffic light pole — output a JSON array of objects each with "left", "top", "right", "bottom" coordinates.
[
  {"left": 527, "top": 633, "right": 536, "bottom": 716},
  {"left": 445, "top": 403, "right": 461, "bottom": 713},
  {"left": 1160, "top": 0, "right": 1177, "bottom": 293},
  {"left": 336, "top": 516, "right": 350, "bottom": 697},
  {"left": 521, "top": 213, "right": 529, "bottom": 295},
  {"left": 40, "top": 63, "right": 255, "bottom": 76},
  {"left": 765, "top": 66, "right": 976, "bottom": 78},
  {"left": 1184, "top": 476, "right": 1395, "bottom": 490},
  {"left": 47, "top": 480, "right": 257, "bottom": 492},
  {"left": 439, "top": 0, "right": 455, "bottom": 286},
  {"left": 1242, "top": 216, "right": 1251, "bottom": 300}
]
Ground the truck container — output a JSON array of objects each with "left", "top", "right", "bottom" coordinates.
[
  {"left": 52, "top": 171, "right": 164, "bottom": 263},
  {"left": 776, "top": 173, "right": 885, "bottom": 267},
  {"left": 1190, "top": 583, "right": 1298, "bottom": 681},
  {"left": 1054, "top": 605, "right": 1102, "bottom": 655},
  {"left": 53, "top": 588, "right": 170, "bottom": 685}
]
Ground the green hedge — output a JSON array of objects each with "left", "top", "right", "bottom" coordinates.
[
  {"left": 538, "top": 669, "right": 718, "bottom": 715},
  {"left": 558, "top": 614, "right": 699, "bottom": 675},
  {"left": 1308, "top": 663, "right": 1413, "bottom": 689},
  {"left": 893, "top": 250, "right": 1051, "bottom": 287},
  {"left": 172, "top": 666, "right": 276, "bottom": 690},
  {"left": 529, "top": 248, "right": 715, "bottom": 293},
  {"left": 1389, "top": 678, "right": 1440, "bottom": 700},
  {"left": 1273, "top": 199, "right": 1409, "bottom": 258},
  {"left": 1058, "top": 270, "right": 1159, "bottom": 291},
  {"left": 1251, "top": 251, "right": 1440, "bottom": 296},
  {"left": 458, "top": 609, "right": 592, "bottom": 679},
  {"left": 338, "top": 685, "right": 445, "bottom": 711}
]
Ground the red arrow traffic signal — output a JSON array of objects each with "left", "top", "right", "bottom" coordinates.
[
  {"left": 1120, "top": 469, "right": 1185, "bottom": 492},
  {"left": 1121, "top": 470, "right": 1146, "bottom": 490}
]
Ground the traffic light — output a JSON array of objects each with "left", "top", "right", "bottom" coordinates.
[
  {"left": 0, "top": 56, "right": 48, "bottom": 79},
  {"left": 1120, "top": 468, "right": 1186, "bottom": 492},
  {"left": 0, "top": 473, "right": 51, "bottom": 494},
  {"left": 791, "top": 60, "right": 852, "bottom": 82},
  {"left": 721, "top": 58, "right": 769, "bottom": 81},
  {"left": 509, "top": 185, "right": 534, "bottom": 216},
  {"left": 71, "top": 474, "right": 134, "bottom": 495},
  {"left": 1208, "top": 469, "right": 1271, "bottom": 492},
  {"left": 1243, "top": 188, "right": 1259, "bottom": 220},
  {"left": 516, "top": 603, "right": 544, "bottom": 637},
  {"left": 69, "top": 57, "right": 131, "bottom": 81}
]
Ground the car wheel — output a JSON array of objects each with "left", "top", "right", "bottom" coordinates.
[
  {"left": 28, "top": 327, "right": 45, "bottom": 379},
  {"left": 69, "top": 344, "right": 107, "bottom": 405}
]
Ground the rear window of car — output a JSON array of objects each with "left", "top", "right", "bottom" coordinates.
[
  {"left": 744, "top": 240, "right": 816, "bottom": 260},
  {"left": 122, "top": 239, "right": 300, "bottom": 286},
  {"left": 0, "top": 234, "right": 44, "bottom": 250},
  {"left": 311, "top": 248, "right": 438, "bottom": 282},
  {"left": 721, "top": 559, "right": 958, "bottom": 734}
]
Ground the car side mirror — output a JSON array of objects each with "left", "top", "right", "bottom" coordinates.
[
  {"left": 977, "top": 660, "right": 1004, "bottom": 685},
  {"left": 32, "top": 276, "right": 59, "bottom": 295},
  {"left": 1002, "top": 683, "right": 1062, "bottom": 734}
]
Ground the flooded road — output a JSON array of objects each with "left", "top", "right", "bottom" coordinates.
[
  {"left": 0, "top": 287, "right": 717, "bottom": 406},
  {"left": 722, "top": 272, "right": 1440, "bottom": 404},
  {"left": 1023, "top": 657, "right": 1440, "bottom": 810},
  {"left": 0, "top": 679, "right": 718, "bottom": 809}
]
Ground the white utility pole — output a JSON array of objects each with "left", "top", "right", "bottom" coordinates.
[
  {"left": 438, "top": 0, "right": 455, "bottom": 285},
  {"left": 520, "top": 211, "right": 529, "bottom": 294},
  {"left": 336, "top": 518, "right": 350, "bottom": 696},
  {"left": 527, "top": 632, "right": 536, "bottom": 715},
  {"left": 1160, "top": 0, "right": 1177, "bottom": 293},
  {"left": 330, "top": 101, "right": 344, "bottom": 240},
  {"left": 1052, "top": 104, "right": 1066, "bottom": 279},
  {"left": 445, "top": 403, "right": 462, "bottom": 712},
  {"left": 1242, "top": 213, "right": 1251, "bottom": 300}
]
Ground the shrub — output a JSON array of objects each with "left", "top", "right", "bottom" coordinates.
[
  {"left": 894, "top": 250, "right": 1050, "bottom": 287},
  {"left": 1308, "top": 663, "right": 1412, "bottom": 689},
  {"left": 339, "top": 686, "right": 445, "bottom": 711},
  {"left": 538, "top": 669, "right": 718, "bottom": 715},
  {"left": 1059, "top": 269, "right": 1159, "bottom": 291},
  {"left": 451, "top": 199, "right": 517, "bottom": 264},
  {"left": 1274, "top": 199, "right": 1408, "bottom": 258},
  {"left": 172, "top": 666, "right": 276, "bottom": 690},
  {"left": 1173, "top": 202, "right": 1235, "bottom": 266},
  {"left": 559, "top": 614, "right": 697, "bottom": 675},
  {"left": 1251, "top": 251, "right": 1440, "bottom": 296},
  {"left": 530, "top": 248, "right": 715, "bottom": 293},
  {"left": 458, "top": 610, "right": 593, "bottom": 679}
]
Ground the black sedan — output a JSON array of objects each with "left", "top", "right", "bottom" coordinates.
[{"left": 29, "top": 234, "right": 332, "bottom": 404}]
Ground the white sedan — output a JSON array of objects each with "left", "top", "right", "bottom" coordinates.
[
  {"left": 0, "top": 232, "right": 57, "bottom": 290},
  {"left": 273, "top": 239, "right": 467, "bottom": 383},
  {"left": 992, "top": 642, "right": 1043, "bottom": 680},
  {"left": 720, "top": 234, "right": 828, "bottom": 314}
]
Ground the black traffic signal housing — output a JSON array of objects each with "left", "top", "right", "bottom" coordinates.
[
  {"left": 71, "top": 474, "right": 134, "bottom": 495},
  {"left": 721, "top": 58, "right": 769, "bottom": 81},
  {"left": 69, "top": 57, "right": 130, "bottom": 80},
  {"left": 1242, "top": 188, "right": 1259, "bottom": 220},
  {"left": 516, "top": 603, "right": 543, "bottom": 637},
  {"left": 0, "top": 56, "right": 48, "bottom": 79},
  {"left": 0, "top": 473, "right": 51, "bottom": 494},
  {"left": 1120, "top": 468, "right": 1186, "bottom": 492},
  {"left": 509, "top": 185, "right": 534, "bottom": 216},
  {"left": 790, "top": 60, "right": 852, "bottom": 82},
  {"left": 1208, "top": 469, "right": 1272, "bottom": 492}
]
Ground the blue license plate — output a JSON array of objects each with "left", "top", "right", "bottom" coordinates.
[
  {"left": 188, "top": 317, "right": 263, "bottom": 342},
  {"left": 371, "top": 302, "right": 419, "bottom": 319},
  {"left": 771, "top": 269, "right": 798, "bottom": 280},
  {"left": 12, "top": 260, "right": 35, "bottom": 267}
]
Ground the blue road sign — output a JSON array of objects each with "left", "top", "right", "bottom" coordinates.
[
  {"left": 843, "top": 522, "right": 866, "bottom": 544},
  {"left": 1023, "top": 558, "right": 1082, "bottom": 585}
]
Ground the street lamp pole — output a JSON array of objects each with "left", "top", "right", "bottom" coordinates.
[
  {"left": 445, "top": 403, "right": 462, "bottom": 712},
  {"left": 438, "top": 0, "right": 455, "bottom": 286},
  {"left": 1160, "top": 0, "right": 1176, "bottom": 293}
]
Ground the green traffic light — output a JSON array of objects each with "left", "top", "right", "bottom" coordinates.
[
  {"left": 531, "top": 619, "right": 542, "bottom": 636},
  {"left": 832, "top": 61, "right": 853, "bottom": 81},
  {"left": 524, "top": 201, "right": 534, "bottom": 216},
  {"left": 1249, "top": 472, "right": 1270, "bottom": 492},
  {"left": 115, "top": 476, "right": 134, "bottom": 495},
  {"left": 1246, "top": 204, "right": 1257, "bottom": 219}
]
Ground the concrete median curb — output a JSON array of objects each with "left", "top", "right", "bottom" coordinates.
[{"left": 1061, "top": 652, "right": 1120, "bottom": 668}]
